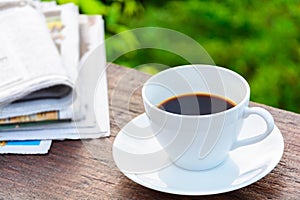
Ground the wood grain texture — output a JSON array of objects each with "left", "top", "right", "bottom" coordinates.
[{"left": 0, "top": 63, "right": 299, "bottom": 199}]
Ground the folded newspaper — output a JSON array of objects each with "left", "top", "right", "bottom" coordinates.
[{"left": 0, "top": 1, "right": 110, "bottom": 154}]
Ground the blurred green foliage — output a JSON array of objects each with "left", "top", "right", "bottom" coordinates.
[{"left": 53, "top": 0, "right": 300, "bottom": 113}]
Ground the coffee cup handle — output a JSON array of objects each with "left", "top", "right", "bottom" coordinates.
[{"left": 231, "top": 107, "right": 274, "bottom": 150}]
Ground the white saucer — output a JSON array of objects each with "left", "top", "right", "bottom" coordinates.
[{"left": 113, "top": 113, "right": 284, "bottom": 195}]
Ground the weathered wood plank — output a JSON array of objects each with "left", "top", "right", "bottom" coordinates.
[{"left": 0, "top": 63, "right": 299, "bottom": 199}]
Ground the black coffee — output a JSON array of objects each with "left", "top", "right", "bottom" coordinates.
[{"left": 158, "top": 93, "right": 236, "bottom": 115}]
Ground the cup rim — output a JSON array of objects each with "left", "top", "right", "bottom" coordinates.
[{"left": 142, "top": 64, "right": 250, "bottom": 118}]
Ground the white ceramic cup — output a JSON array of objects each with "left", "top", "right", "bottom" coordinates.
[{"left": 142, "top": 64, "right": 274, "bottom": 171}]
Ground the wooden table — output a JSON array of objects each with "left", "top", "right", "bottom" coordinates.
[{"left": 0, "top": 64, "right": 299, "bottom": 199}]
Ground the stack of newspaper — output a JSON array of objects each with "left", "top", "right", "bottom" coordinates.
[{"left": 0, "top": 1, "right": 110, "bottom": 154}]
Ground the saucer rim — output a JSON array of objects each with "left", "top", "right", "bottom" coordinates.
[{"left": 114, "top": 113, "right": 284, "bottom": 195}]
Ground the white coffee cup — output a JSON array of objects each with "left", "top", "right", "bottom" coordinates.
[{"left": 142, "top": 64, "right": 274, "bottom": 171}]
